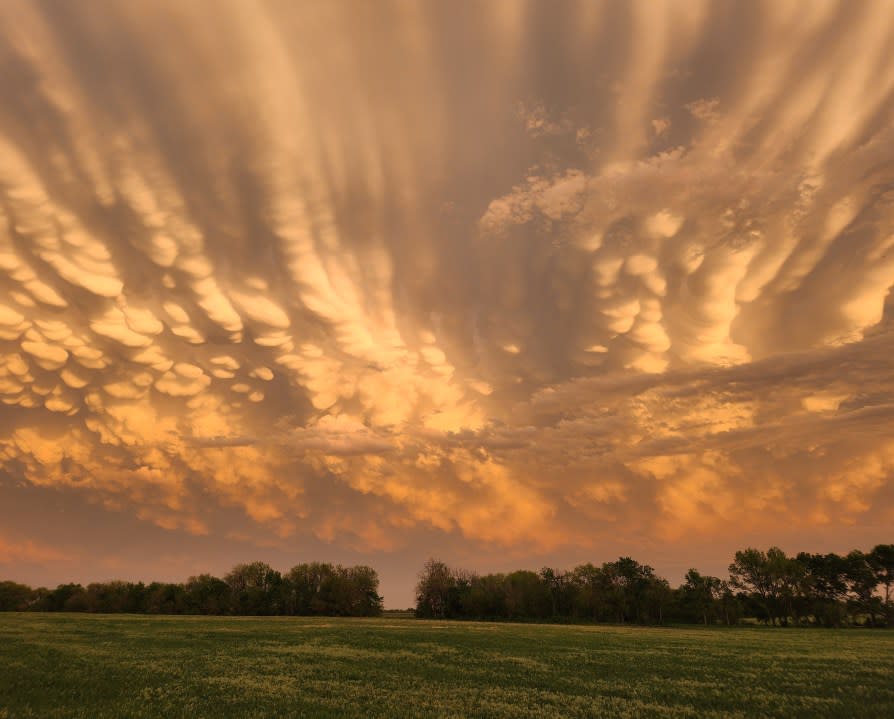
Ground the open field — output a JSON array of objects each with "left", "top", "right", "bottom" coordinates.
[{"left": 1, "top": 614, "right": 893, "bottom": 718}]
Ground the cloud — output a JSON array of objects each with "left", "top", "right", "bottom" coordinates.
[
  {"left": 0, "top": 535, "right": 73, "bottom": 565},
  {"left": 0, "top": 0, "right": 892, "bottom": 604}
]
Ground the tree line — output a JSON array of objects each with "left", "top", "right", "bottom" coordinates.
[
  {"left": 3, "top": 545, "right": 891, "bottom": 625},
  {"left": 0, "top": 561, "right": 383, "bottom": 617},
  {"left": 415, "top": 545, "right": 894, "bottom": 627}
]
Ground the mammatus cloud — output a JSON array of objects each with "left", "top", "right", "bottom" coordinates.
[{"left": 1, "top": 1, "right": 893, "bottom": 601}]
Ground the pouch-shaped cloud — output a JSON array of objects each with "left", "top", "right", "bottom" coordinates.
[{"left": 0, "top": 1, "right": 893, "bottom": 599}]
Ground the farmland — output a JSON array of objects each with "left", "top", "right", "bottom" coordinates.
[{"left": 1, "top": 614, "right": 893, "bottom": 718}]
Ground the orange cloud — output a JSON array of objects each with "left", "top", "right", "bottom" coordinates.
[
  {"left": 0, "top": 536, "right": 73, "bottom": 565},
  {"left": 0, "top": 1, "right": 892, "bottom": 604}
]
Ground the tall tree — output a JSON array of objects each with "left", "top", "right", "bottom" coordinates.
[
  {"left": 844, "top": 550, "right": 879, "bottom": 626},
  {"left": 681, "top": 569, "right": 724, "bottom": 625},
  {"left": 539, "top": 567, "right": 573, "bottom": 618},
  {"left": 0, "top": 581, "right": 33, "bottom": 611},
  {"left": 185, "top": 575, "right": 230, "bottom": 615},
  {"left": 415, "top": 559, "right": 454, "bottom": 619},
  {"left": 797, "top": 552, "right": 849, "bottom": 626},
  {"left": 570, "top": 563, "right": 603, "bottom": 620},
  {"left": 729, "top": 548, "right": 782, "bottom": 625},
  {"left": 224, "top": 561, "right": 282, "bottom": 615},
  {"left": 869, "top": 544, "right": 894, "bottom": 626},
  {"left": 344, "top": 565, "right": 384, "bottom": 616},
  {"left": 503, "top": 570, "right": 550, "bottom": 620}
]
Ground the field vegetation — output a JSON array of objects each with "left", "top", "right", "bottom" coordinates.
[{"left": 1, "top": 613, "right": 893, "bottom": 718}]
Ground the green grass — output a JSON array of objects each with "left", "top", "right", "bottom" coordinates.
[{"left": 1, "top": 614, "right": 893, "bottom": 718}]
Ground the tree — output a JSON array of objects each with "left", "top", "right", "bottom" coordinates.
[
  {"left": 771, "top": 548, "right": 806, "bottom": 625},
  {"left": 602, "top": 557, "right": 658, "bottom": 623},
  {"left": 868, "top": 544, "right": 894, "bottom": 626},
  {"left": 145, "top": 582, "right": 187, "bottom": 614},
  {"left": 343, "top": 565, "right": 384, "bottom": 616},
  {"left": 0, "top": 581, "right": 33, "bottom": 611},
  {"left": 681, "top": 569, "right": 725, "bottom": 625},
  {"left": 539, "top": 567, "right": 573, "bottom": 618},
  {"left": 224, "top": 561, "right": 282, "bottom": 615},
  {"left": 286, "top": 562, "right": 338, "bottom": 615},
  {"left": 729, "top": 547, "right": 788, "bottom": 625},
  {"left": 642, "top": 575, "right": 673, "bottom": 625},
  {"left": 503, "top": 570, "right": 550, "bottom": 620},
  {"left": 464, "top": 572, "right": 506, "bottom": 619},
  {"left": 83, "top": 581, "right": 146, "bottom": 613},
  {"left": 415, "top": 559, "right": 454, "bottom": 619},
  {"left": 844, "top": 550, "right": 879, "bottom": 626},
  {"left": 717, "top": 583, "right": 742, "bottom": 625},
  {"left": 445, "top": 568, "right": 475, "bottom": 618},
  {"left": 185, "top": 575, "right": 230, "bottom": 615},
  {"left": 35, "top": 584, "right": 85, "bottom": 613},
  {"left": 797, "top": 552, "right": 849, "bottom": 626},
  {"left": 570, "top": 563, "right": 603, "bottom": 620}
]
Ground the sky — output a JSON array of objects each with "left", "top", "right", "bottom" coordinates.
[{"left": 1, "top": 0, "right": 893, "bottom": 608}]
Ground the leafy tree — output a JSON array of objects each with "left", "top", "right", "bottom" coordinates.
[
  {"left": 0, "top": 581, "right": 33, "bottom": 611},
  {"left": 83, "top": 581, "right": 147, "bottom": 613},
  {"left": 681, "top": 569, "right": 725, "bottom": 625},
  {"left": 716, "top": 583, "right": 742, "bottom": 625},
  {"left": 185, "top": 574, "right": 230, "bottom": 615},
  {"left": 464, "top": 572, "right": 506, "bottom": 619},
  {"left": 844, "top": 550, "right": 879, "bottom": 626},
  {"left": 145, "top": 582, "right": 187, "bottom": 614},
  {"left": 415, "top": 559, "right": 455, "bottom": 619},
  {"left": 797, "top": 553, "right": 850, "bottom": 626},
  {"left": 285, "top": 563, "right": 383, "bottom": 617},
  {"left": 41, "top": 584, "right": 86, "bottom": 613},
  {"left": 570, "top": 563, "right": 603, "bottom": 620},
  {"left": 869, "top": 544, "right": 894, "bottom": 626},
  {"left": 601, "top": 557, "right": 659, "bottom": 623},
  {"left": 642, "top": 575, "right": 673, "bottom": 625},
  {"left": 729, "top": 547, "right": 801, "bottom": 625},
  {"left": 445, "top": 568, "right": 475, "bottom": 618},
  {"left": 288, "top": 562, "right": 337, "bottom": 615},
  {"left": 539, "top": 567, "right": 573, "bottom": 618},
  {"left": 503, "top": 570, "right": 550, "bottom": 620},
  {"left": 771, "top": 548, "right": 806, "bottom": 625},
  {"left": 224, "top": 561, "right": 282, "bottom": 615},
  {"left": 344, "top": 565, "right": 384, "bottom": 616}
]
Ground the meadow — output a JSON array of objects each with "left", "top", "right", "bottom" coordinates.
[{"left": 1, "top": 614, "right": 893, "bottom": 718}]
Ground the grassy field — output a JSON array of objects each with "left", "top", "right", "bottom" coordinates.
[{"left": 1, "top": 614, "right": 893, "bottom": 718}]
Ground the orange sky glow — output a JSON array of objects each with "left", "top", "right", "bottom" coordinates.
[{"left": 1, "top": 0, "right": 893, "bottom": 606}]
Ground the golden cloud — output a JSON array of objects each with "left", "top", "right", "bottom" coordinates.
[{"left": 0, "top": 0, "right": 892, "bottom": 597}]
